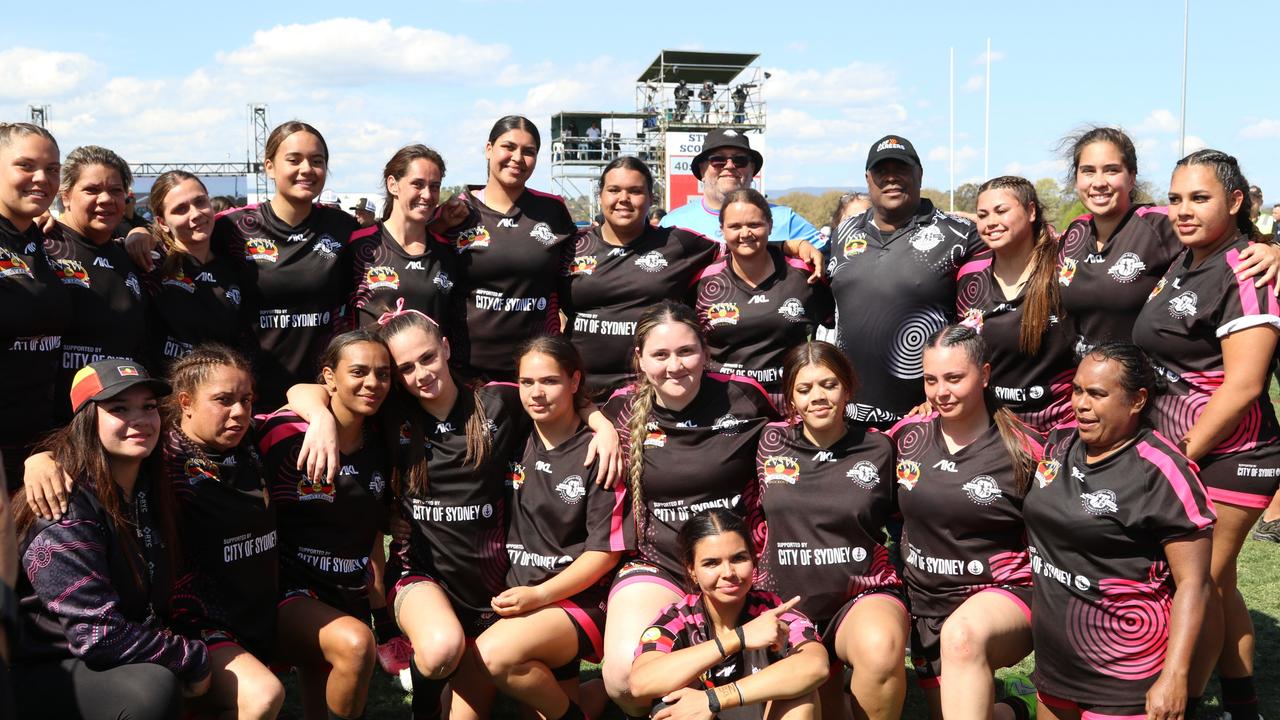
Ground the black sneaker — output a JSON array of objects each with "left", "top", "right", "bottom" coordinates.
[{"left": 1252, "top": 518, "right": 1280, "bottom": 543}]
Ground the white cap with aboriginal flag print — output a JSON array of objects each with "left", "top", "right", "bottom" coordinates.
[{"left": 70, "top": 359, "right": 172, "bottom": 414}]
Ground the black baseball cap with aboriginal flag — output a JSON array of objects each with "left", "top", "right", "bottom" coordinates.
[{"left": 70, "top": 359, "right": 171, "bottom": 414}]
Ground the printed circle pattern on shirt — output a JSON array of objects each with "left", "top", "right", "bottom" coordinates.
[
  {"left": 0, "top": 215, "right": 71, "bottom": 442},
  {"left": 955, "top": 261, "right": 1077, "bottom": 432},
  {"left": 829, "top": 201, "right": 987, "bottom": 424},
  {"left": 1024, "top": 427, "right": 1213, "bottom": 706},
  {"left": 44, "top": 222, "right": 148, "bottom": 420},
  {"left": 505, "top": 424, "right": 632, "bottom": 589},
  {"left": 750, "top": 422, "right": 900, "bottom": 623},
  {"left": 165, "top": 427, "right": 278, "bottom": 660},
  {"left": 144, "top": 252, "right": 247, "bottom": 368},
  {"left": 564, "top": 224, "right": 719, "bottom": 393},
  {"left": 445, "top": 187, "right": 575, "bottom": 380},
  {"left": 1057, "top": 206, "right": 1182, "bottom": 352},
  {"left": 259, "top": 410, "right": 391, "bottom": 613},
  {"left": 695, "top": 246, "right": 833, "bottom": 398},
  {"left": 348, "top": 222, "right": 463, "bottom": 337},
  {"left": 604, "top": 373, "right": 778, "bottom": 580},
  {"left": 214, "top": 203, "right": 357, "bottom": 409},
  {"left": 635, "top": 590, "right": 819, "bottom": 705},
  {"left": 397, "top": 383, "right": 530, "bottom": 616},
  {"left": 887, "top": 412, "right": 1042, "bottom": 617}
]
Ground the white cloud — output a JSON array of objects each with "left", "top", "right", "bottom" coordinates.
[
  {"left": 216, "top": 18, "right": 510, "bottom": 85},
  {"left": 962, "top": 74, "right": 984, "bottom": 93},
  {"left": 764, "top": 62, "right": 897, "bottom": 106},
  {"left": 0, "top": 47, "right": 102, "bottom": 100},
  {"left": 973, "top": 49, "right": 1004, "bottom": 64},
  {"left": 1240, "top": 119, "right": 1280, "bottom": 139},
  {"left": 1176, "top": 136, "right": 1207, "bottom": 154},
  {"left": 1136, "top": 109, "right": 1178, "bottom": 135},
  {"left": 927, "top": 145, "right": 978, "bottom": 163},
  {"left": 1003, "top": 158, "right": 1067, "bottom": 180}
]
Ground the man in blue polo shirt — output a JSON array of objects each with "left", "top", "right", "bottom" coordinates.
[{"left": 661, "top": 128, "right": 823, "bottom": 249}]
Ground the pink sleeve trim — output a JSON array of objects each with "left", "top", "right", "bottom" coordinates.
[
  {"left": 784, "top": 256, "right": 814, "bottom": 273},
  {"left": 1134, "top": 205, "right": 1170, "bottom": 218},
  {"left": 525, "top": 187, "right": 567, "bottom": 204},
  {"left": 607, "top": 482, "right": 629, "bottom": 551},
  {"left": 886, "top": 412, "right": 936, "bottom": 438},
  {"left": 1206, "top": 486, "right": 1272, "bottom": 509},
  {"left": 695, "top": 260, "right": 728, "bottom": 282},
  {"left": 1226, "top": 247, "right": 1280, "bottom": 317},
  {"left": 215, "top": 203, "right": 257, "bottom": 220},
  {"left": 259, "top": 418, "right": 308, "bottom": 453},
  {"left": 956, "top": 257, "right": 992, "bottom": 279},
  {"left": 1134, "top": 441, "right": 1215, "bottom": 529},
  {"left": 706, "top": 372, "right": 777, "bottom": 413}
]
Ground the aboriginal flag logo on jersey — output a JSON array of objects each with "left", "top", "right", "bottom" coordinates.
[
  {"left": 762, "top": 455, "right": 801, "bottom": 485},
  {"left": 366, "top": 266, "right": 400, "bottom": 290},
  {"left": 1147, "top": 278, "right": 1167, "bottom": 301},
  {"left": 1034, "top": 459, "right": 1060, "bottom": 488},
  {"left": 570, "top": 256, "right": 598, "bottom": 275},
  {"left": 643, "top": 422, "right": 667, "bottom": 448},
  {"left": 506, "top": 462, "right": 526, "bottom": 490},
  {"left": 162, "top": 268, "right": 196, "bottom": 293},
  {"left": 895, "top": 460, "right": 921, "bottom": 490},
  {"left": 53, "top": 259, "right": 90, "bottom": 287},
  {"left": 455, "top": 226, "right": 491, "bottom": 253},
  {"left": 842, "top": 233, "right": 867, "bottom": 258},
  {"left": 245, "top": 238, "right": 279, "bottom": 263},
  {"left": 706, "top": 302, "right": 740, "bottom": 326},
  {"left": 184, "top": 457, "right": 219, "bottom": 485},
  {"left": 1057, "top": 258, "right": 1077, "bottom": 287},
  {"left": 0, "top": 247, "right": 32, "bottom": 279},
  {"left": 297, "top": 475, "right": 336, "bottom": 502}
]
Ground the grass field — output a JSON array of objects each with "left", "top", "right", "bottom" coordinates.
[{"left": 276, "top": 534, "right": 1279, "bottom": 719}]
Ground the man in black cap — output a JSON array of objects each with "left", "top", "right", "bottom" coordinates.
[
  {"left": 660, "top": 127, "right": 822, "bottom": 248},
  {"left": 827, "top": 134, "right": 987, "bottom": 427}
]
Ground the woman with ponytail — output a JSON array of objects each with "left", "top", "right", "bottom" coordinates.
[
  {"left": 145, "top": 171, "right": 249, "bottom": 369},
  {"left": 888, "top": 324, "right": 1043, "bottom": 720},
  {"left": 599, "top": 300, "right": 779, "bottom": 718},
  {"left": 953, "top": 176, "right": 1075, "bottom": 431},
  {"left": 347, "top": 145, "right": 466, "bottom": 348},
  {"left": 1132, "top": 150, "right": 1280, "bottom": 720}
]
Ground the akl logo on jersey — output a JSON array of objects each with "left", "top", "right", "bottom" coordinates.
[
  {"left": 529, "top": 222, "right": 557, "bottom": 245},
  {"left": 0, "top": 247, "right": 32, "bottom": 279},
  {"left": 910, "top": 225, "right": 945, "bottom": 252},
  {"left": 434, "top": 271, "right": 454, "bottom": 292},
  {"left": 365, "top": 266, "right": 400, "bottom": 290},
  {"left": 896, "top": 459, "right": 921, "bottom": 490},
  {"left": 125, "top": 273, "right": 141, "bottom": 299},
  {"left": 762, "top": 455, "right": 801, "bottom": 484},
  {"left": 53, "top": 259, "right": 90, "bottom": 287},
  {"left": 455, "top": 226, "right": 491, "bottom": 252},
  {"left": 312, "top": 235, "right": 342, "bottom": 257},
  {"left": 556, "top": 475, "right": 586, "bottom": 504},
  {"left": 245, "top": 238, "right": 279, "bottom": 263},
  {"left": 1081, "top": 488, "right": 1119, "bottom": 515},
  {"left": 1167, "top": 291, "right": 1198, "bottom": 319},
  {"left": 777, "top": 298, "right": 807, "bottom": 322},
  {"left": 643, "top": 422, "right": 667, "bottom": 448},
  {"left": 297, "top": 475, "right": 336, "bottom": 502},
  {"left": 184, "top": 457, "right": 219, "bottom": 485},
  {"left": 1034, "top": 459, "right": 1060, "bottom": 488},
  {"left": 959, "top": 307, "right": 984, "bottom": 331},
  {"left": 1147, "top": 278, "right": 1167, "bottom": 301},
  {"left": 634, "top": 250, "right": 668, "bottom": 273},
  {"left": 706, "top": 302, "right": 740, "bottom": 326},
  {"left": 570, "top": 256, "right": 598, "bottom": 275},
  {"left": 505, "top": 462, "right": 525, "bottom": 490},
  {"left": 847, "top": 460, "right": 880, "bottom": 489},
  {"left": 962, "top": 475, "right": 1002, "bottom": 505},
  {"left": 1057, "top": 258, "right": 1077, "bottom": 286},
  {"left": 162, "top": 269, "right": 196, "bottom": 293},
  {"left": 1107, "top": 252, "right": 1145, "bottom": 283},
  {"left": 842, "top": 232, "right": 868, "bottom": 258}
]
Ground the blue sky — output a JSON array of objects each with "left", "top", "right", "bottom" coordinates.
[{"left": 3, "top": 1, "right": 1278, "bottom": 205}]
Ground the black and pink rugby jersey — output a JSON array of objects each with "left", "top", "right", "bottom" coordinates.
[{"left": 145, "top": 251, "right": 247, "bottom": 367}]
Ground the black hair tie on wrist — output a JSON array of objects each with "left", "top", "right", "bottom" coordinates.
[{"left": 706, "top": 688, "right": 722, "bottom": 713}]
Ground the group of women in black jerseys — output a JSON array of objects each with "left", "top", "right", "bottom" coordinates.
[{"left": 1, "top": 113, "right": 1278, "bottom": 720}]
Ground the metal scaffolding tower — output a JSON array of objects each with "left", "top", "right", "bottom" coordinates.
[
  {"left": 249, "top": 104, "right": 270, "bottom": 201},
  {"left": 28, "top": 105, "right": 50, "bottom": 128}
]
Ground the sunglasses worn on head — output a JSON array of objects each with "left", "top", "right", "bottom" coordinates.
[{"left": 707, "top": 154, "right": 751, "bottom": 169}]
